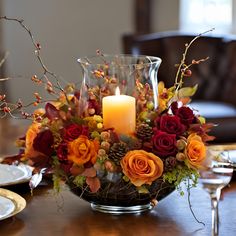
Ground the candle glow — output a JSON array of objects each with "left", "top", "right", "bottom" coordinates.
[{"left": 102, "top": 87, "right": 136, "bottom": 135}]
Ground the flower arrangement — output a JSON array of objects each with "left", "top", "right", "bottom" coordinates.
[{"left": 0, "top": 17, "right": 214, "bottom": 213}]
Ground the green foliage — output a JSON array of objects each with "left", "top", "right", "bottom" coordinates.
[
  {"left": 91, "top": 131, "right": 100, "bottom": 140},
  {"left": 49, "top": 120, "right": 63, "bottom": 145},
  {"left": 70, "top": 116, "right": 85, "bottom": 125},
  {"left": 59, "top": 104, "right": 69, "bottom": 113},
  {"left": 52, "top": 173, "right": 61, "bottom": 193},
  {"left": 163, "top": 164, "right": 199, "bottom": 194},
  {"left": 73, "top": 175, "right": 86, "bottom": 187},
  {"left": 52, "top": 156, "right": 66, "bottom": 192}
]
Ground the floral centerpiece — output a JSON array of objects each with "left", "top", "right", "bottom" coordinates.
[{"left": 0, "top": 17, "right": 214, "bottom": 214}]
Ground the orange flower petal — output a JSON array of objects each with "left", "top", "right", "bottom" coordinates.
[
  {"left": 68, "top": 135, "right": 99, "bottom": 166},
  {"left": 121, "top": 150, "right": 163, "bottom": 187}
]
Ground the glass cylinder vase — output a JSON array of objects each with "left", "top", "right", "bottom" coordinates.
[{"left": 77, "top": 54, "right": 161, "bottom": 124}]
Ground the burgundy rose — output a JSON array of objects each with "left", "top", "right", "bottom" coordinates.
[
  {"left": 74, "top": 90, "right": 80, "bottom": 100},
  {"left": 33, "top": 129, "right": 54, "bottom": 156},
  {"left": 171, "top": 102, "right": 195, "bottom": 126},
  {"left": 57, "top": 142, "right": 69, "bottom": 162},
  {"left": 63, "top": 123, "right": 88, "bottom": 142},
  {"left": 152, "top": 130, "right": 177, "bottom": 158},
  {"left": 56, "top": 142, "right": 73, "bottom": 174},
  {"left": 170, "top": 101, "right": 179, "bottom": 114},
  {"left": 88, "top": 99, "right": 101, "bottom": 115},
  {"left": 155, "top": 115, "right": 186, "bottom": 135},
  {"left": 175, "top": 106, "right": 195, "bottom": 125},
  {"left": 60, "top": 163, "right": 73, "bottom": 174}
]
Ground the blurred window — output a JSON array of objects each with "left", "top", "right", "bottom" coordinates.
[{"left": 180, "top": 0, "right": 232, "bottom": 34}]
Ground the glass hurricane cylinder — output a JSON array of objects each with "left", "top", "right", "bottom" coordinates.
[
  {"left": 72, "top": 54, "right": 174, "bottom": 214},
  {"left": 77, "top": 54, "right": 161, "bottom": 124}
]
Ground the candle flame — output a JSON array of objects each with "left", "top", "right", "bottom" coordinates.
[{"left": 115, "top": 87, "right": 120, "bottom": 96}]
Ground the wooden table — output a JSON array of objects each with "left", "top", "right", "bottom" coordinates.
[{"left": 0, "top": 180, "right": 236, "bottom": 236}]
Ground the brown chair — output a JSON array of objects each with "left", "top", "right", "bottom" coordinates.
[{"left": 123, "top": 31, "right": 236, "bottom": 143}]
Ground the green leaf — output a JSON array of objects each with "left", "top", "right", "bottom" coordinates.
[
  {"left": 137, "top": 186, "right": 149, "bottom": 194},
  {"left": 198, "top": 116, "right": 206, "bottom": 124},
  {"left": 59, "top": 104, "right": 69, "bottom": 113},
  {"left": 178, "top": 84, "right": 198, "bottom": 98},
  {"left": 123, "top": 175, "right": 129, "bottom": 182}
]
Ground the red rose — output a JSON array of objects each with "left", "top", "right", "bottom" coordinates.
[
  {"left": 152, "top": 130, "right": 177, "bottom": 158},
  {"left": 57, "top": 142, "right": 69, "bottom": 162},
  {"left": 155, "top": 115, "right": 186, "bottom": 135},
  {"left": 60, "top": 163, "right": 73, "bottom": 174},
  {"left": 56, "top": 142, "right": 73, "bottom": 174},
  {"left": 33, "top": 129, "right": 54, "bottom": 156},
  {"left": 176, "top": 107, "right": 195, "bottom": 125},
  {"left": 170, "top": 101, "right": 179, "bottom": 114},
  {"left": 171, "top": 103, "right": 195, "bottom": 125},
  {"left": 63, "top": 123, "right": 88, "bottom": 142}
]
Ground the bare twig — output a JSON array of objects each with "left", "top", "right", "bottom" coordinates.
[
  {"left": 0, "top": 16, "right": 70, "bottom": 94},
  {"left": 0, "top": 16, "right": 72, "bottom": 118},
  {"left": 174, "top": 28, "right": 215, "bottom": 92},
  {"left": 0, "top": 51, "right": 9, "bottom": 68},
  {"left": 187, "top": 178, "right": 205, "bottom": 226}
]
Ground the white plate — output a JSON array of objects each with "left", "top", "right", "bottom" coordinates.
[
  {"left": 0, "top": 188, "right": 26, "bottom": 220},
  {"left": 0, "top": 164, "right": 32, "bottom": 186},
  {"left": 221, "top": 150, "right": 236, "bottom": 163}
]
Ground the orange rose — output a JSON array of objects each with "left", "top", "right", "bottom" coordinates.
[
  {"left": 121, "top": 150, "right": 163, "bottom": 187},
  {"left": 24, "top": 122, "right": 42, "bottom": 159},
  {"left": 68, "top": 135, "right": 99, "bottom": 166},
  {"left": 185, "top": 133, "right": 206, "bottom": 169}
]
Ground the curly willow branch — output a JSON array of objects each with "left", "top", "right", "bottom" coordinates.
[
  {"left": 174, "top": 28, "right": 215, "bottom": 93},
  {"left": 0, "top": 16, "right": 72, "bottom": 114},
  {"left": 187, "top": 178, "right": 205, "bottom": 226},
  {"left": 0, "top": 16, "right": 69, "bottom": 93}
]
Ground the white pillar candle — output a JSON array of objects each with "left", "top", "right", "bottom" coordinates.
[{"left": 102, "top": 88, "right": 136, "bottom": 135}]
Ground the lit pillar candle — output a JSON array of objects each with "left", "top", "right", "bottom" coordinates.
[{"left": 102, "top": 88, "right": 136, "bottom": 135}]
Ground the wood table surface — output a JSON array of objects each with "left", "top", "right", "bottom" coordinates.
[{"left": 0, "top": 180, "right": 236, "bottom": 236}]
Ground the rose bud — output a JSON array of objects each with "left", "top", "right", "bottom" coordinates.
[
  {"left": 101, "top": 141, "right": 110, "bottom": 151},
  {"left": 183, "top": 69, "right": 192, "bottom": 77},
  {"left": 176, "top": 152, "right": 186, "bottom": 161},
  {"left": 104, "top": 160, "right": 116, "bottom": 172},
  {"left": 176, "top": 139, "right": 187, "bottom": 151},
  {"left": 98, "top": 149, "right": 106, "bottom": 156},
  {"left": 100, "top": 131, "right": 110, "bottom": 141}
]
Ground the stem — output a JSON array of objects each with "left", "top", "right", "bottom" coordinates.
[
  {"left": 0, "top": 16, "right": 69, "bottom": 99},
  {"left": 0, "top": 16, "right": 73, "bottom": 117},
  {"left": 210, "top": 188, "right": 221, "bottom": 236},
  {"left": 187, "top": 179, "right": 205, "bottom": 226},
  {"left": 174, "top": 28, "right": 214, "bottom": 92}
]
